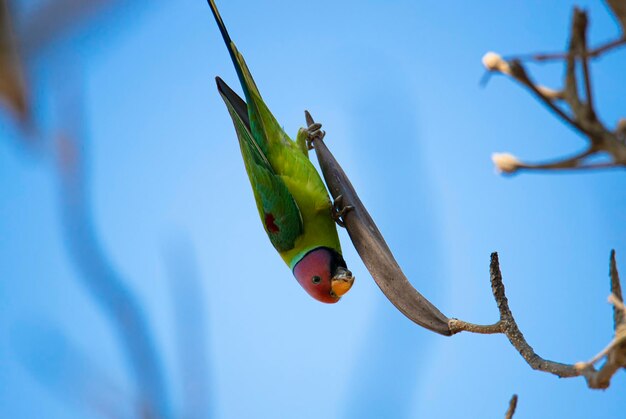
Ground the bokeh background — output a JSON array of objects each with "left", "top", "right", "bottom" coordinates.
[{"left": 1, "top": 0, "right": 625, "bottom": 418}]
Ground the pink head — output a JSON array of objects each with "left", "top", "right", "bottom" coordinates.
[{"left": 292, "top": 247, "right": 354, "bottom": 304}]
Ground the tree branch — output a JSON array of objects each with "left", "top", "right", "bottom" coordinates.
[
  {"left": 452, "top": 251, "right": 626, "bottom": 388},
  {"left": 504, "top": 395, "right": 518, "bottom": 419},
  {"left": 483, "top": 7, "right": 626, "bottom": 175},
  {"left": 308, "top": 110, "right": 626, "bottom": 388},
  {"left": 450, "top": 253, "right": 581, "bottom": 378}
]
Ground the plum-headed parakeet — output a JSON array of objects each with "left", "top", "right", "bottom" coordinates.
[{"left": 206, "top": 0, "right": 354, "bottom": 303}]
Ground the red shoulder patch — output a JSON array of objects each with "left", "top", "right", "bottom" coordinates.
[{"left": 264, "top": 213, "right": 280, "bottom": 233}]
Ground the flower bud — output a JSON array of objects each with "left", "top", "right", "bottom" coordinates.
[
  {"left": 482, "top": 52, "right": 511, "bottom": 75},
  {"left": 492, "top": 152, "right": 521, "bottom": 174}
]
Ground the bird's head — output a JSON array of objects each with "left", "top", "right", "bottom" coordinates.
[{"left": 293, "top": 247, "right": 354, "bottom": 303}]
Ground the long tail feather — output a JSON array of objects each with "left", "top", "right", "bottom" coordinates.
[
  {"left": 206, "top": 0, "right": 259, "bottom": 100},
  {"left": 207, "top": 1, "right": 235, "bottom": 66}
]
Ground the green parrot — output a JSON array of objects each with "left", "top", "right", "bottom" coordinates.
[{"left": 206, "top": 0, "right": 354, "bottom": 303}]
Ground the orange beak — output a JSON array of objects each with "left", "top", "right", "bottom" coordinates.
[{"left": 331, "top": 267, "right": 354, "bottom": 298}]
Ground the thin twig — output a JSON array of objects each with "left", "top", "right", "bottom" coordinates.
[
  {"left": 450, "top": 251, "right": 626, "bottom": 388},
  {"left": 492, "top": 147, "right": 600, "bottom": 174},
  {"left": 447, "top": 319, "right": 501, "bottom": 334},
  {"left": 610, "top": 250, "right": 624, "bottom": 328},
  {"left": 578, "top": 12, "right": 596, "bottom": 119},
  {"left": 514, "top": 37, "right": 626, "bottom": 62},
  {"left": 452, "top": 253, "right": 581, "bottom": 378},
  {"left": 509, "top": 60, "right": 587, "bottom": 137},
  {"left": 504, "top": 395, "right": 518, "bottom": 419},
  {"left": 564, "top": 10, "right": 588, "bottom": 130}
]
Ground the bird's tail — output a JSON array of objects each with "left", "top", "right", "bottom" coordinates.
[{"left": 206, "top": 0, "right": 261, "bottom": 103}]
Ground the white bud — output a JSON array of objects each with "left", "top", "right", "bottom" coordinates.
[
  {"left": 492, "top": 152, "right": 522, "bottom": 174},
  {"left": 482, "top": 52, "right": 511, "bottom": 75}
]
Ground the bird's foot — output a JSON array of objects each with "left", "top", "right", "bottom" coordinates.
[
  {"left": 304, "top": 110, "right": 325, "bottom": 150},
  {"left": 332, "top": 195, "right": 354, "bottom": 228},
  {"left": 306, "top": 122, "right": 325, "bottom": 150}
]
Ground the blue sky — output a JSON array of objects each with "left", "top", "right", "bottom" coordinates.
[{"left": 1, "top": 1, "right": 625, "bottom": 418}]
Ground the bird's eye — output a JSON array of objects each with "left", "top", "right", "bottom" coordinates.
[{"left": 311, "top": 276, "right": 322, "bottom": 284}]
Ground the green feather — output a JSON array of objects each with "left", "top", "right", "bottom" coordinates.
[
  {"left": 218, "top": 83, "right": 303, "bottom": 252},
  {"left": 209, "top": 0, "right": 342, "bottom": 268}
]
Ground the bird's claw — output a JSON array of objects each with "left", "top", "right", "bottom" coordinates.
[
  {"left": 306, "top": 122, "right": 325, "bottom": 150},
  {"left": 332, "top": 195, "right": 354, "bottom": 228}
]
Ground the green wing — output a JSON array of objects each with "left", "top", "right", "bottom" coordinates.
[{"left": 217, "top": 78, "right": 303, "bottom": 253}]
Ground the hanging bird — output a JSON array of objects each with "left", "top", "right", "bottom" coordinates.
[{"left": 206, "top": 0, "right": 354, "bottom": 303}]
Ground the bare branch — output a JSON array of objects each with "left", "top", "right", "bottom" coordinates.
[
  {"left": 515, "top": 36, "right": 626, "bottom": 62},
  {"left": 610, "top": 249, "right": 624, "bottom": 328},
  {"left": 492, "top": 148, "right": 624, "bottom": 174},
  {"left": 451, "top": 253, "right": 581, "bottom": 378},
  {"left": 491, "top": 148, "right": 604, "bottom": 175},
  {"left": 308, "top": 109, "right": 626, "bottom": 388},
  {"left": 483, "top": 8, "right": 626, "bottom": 175},
  {"left": 504, "top": 395, "right": 518, "bottom": 419},
  {"left": 578, "top": 12, "right": 596, "bottom": 119},
  {"left": 576, "top": 251, "right": 626, "bottom": 389},
  {"left": 447, "top": 319, "right": 502, "bottom": 335},
  {"left": 514, "top": 0, "right": 626, "bottom": 63},
  {"left": 518, "top": 0, "right": 626, "bottom": 63},
  {"left": 511, "top": 60, "right": 587, "bottom": 136},
  {"left": 450, "top": 251, "right": 626, "bottom": 388}
]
